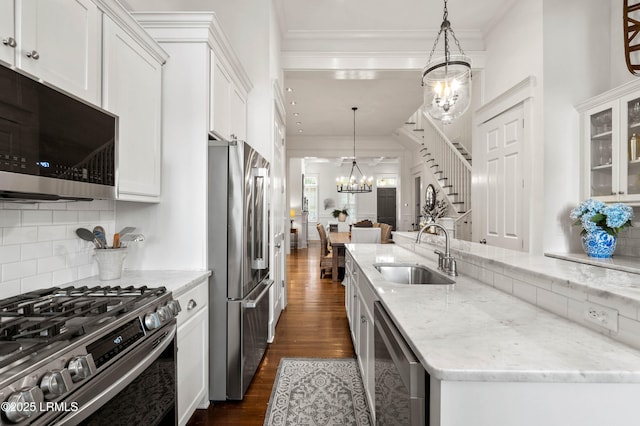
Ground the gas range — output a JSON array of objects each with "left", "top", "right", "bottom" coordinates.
[{"left": 0, "top": 285, "right": 180, "bottom": 425}]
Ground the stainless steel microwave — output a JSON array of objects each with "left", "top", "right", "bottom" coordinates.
[{"left": 0, "top": 65, "right": 117, "bottom": 201}]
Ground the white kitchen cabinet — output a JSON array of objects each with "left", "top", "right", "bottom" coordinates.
[
  {"left": 102, "top": 16, "right": 165, "bottom": 202},
  {"left": 175, "top": 278, "right": 209, "bottom": 426},
  {"left": 0, "top": 0, "right": 101, "bottom": 104},
  {"left": 0, "top": 2, "right": 15, "bottom": 66},
  {"left": 578, "top": 79, "right": 640, "bottom": 204},
  {"left": 210, "top": 41, "right": 248, "bottom": 142},
  {"left": 345, "top": 249, "right": 377, "bottom": 420}
]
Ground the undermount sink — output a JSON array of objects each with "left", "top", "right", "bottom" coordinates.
[{"left": 373, "top": 263, "right": 455, "bottom": 285}]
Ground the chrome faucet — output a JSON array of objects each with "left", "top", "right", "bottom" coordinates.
[{"left": 415, "top": 223, "right": 458, "bottom": 277}]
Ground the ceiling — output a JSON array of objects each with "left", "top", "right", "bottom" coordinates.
[{"left": 277, "top": 0, "right": 514, "bottom": 139}]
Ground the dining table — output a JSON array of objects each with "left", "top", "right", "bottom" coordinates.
[{"left": 328, "top": 231, "right": 350, "bottom": 282}]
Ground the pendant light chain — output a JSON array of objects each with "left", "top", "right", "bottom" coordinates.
[
  {"left": 336, "top": 106, "right": 372, "bottom": 193},
  {"left": 352, "top": 106, "right": 357, "bottom": 160}
]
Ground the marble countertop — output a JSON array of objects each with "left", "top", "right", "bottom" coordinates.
[
  {"left": 346, "top": 243, "right": 640, "bottom": 383},
  {"left": 393, "top": 231, "right": 640, "bottom": 310},
  {"left": 73, "top": 270, "right": 211, "bottom": 297},
  {"left": 546, "top": 251, "right": 640, "bottom": 275}
]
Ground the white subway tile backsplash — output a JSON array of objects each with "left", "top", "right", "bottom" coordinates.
[
  {"left": 513, "top": 279, "right": 537, "bottom": 305},
  {"left": 3, "top": 227, "right": 38, "bottom": 245},
  {"left": 551, "top": 282, "right": 587, "bottom": 302},
  {"left": 38, "top": 225, "right": 68, "bottom": 242},
  {"left": 536, "top": 288, "right": 568, "bottom": 317},
  {"left": 53, "top": 269, "right": 77, "bottom": 286},
  {"left": 37, "top": 255, "right": 67, "bottom": 274},
  {"left": 22, "top": 210, "right": 53, "bottom": 226},
  {"left": 0, "top": 245, "right": 20, "bottom": 263},
  {"left": 21, "top": 273, "right": 53, "bottom": 293},
  {"left": 494, "top": 273, "right": 513, "bottom": 294},
  {"left": 2, "top": 260, "right": 37, "bottom": 281},
  {"left": 0, "top": 279, "right": 21, "bottom": 298},
  {"left": 0, "top": 210, "right": 20, "bottom": 227},
  {"left": 567, "top": 298, "right": 585, "bottom": 323},
  {"left": 53, "top": 210, "right": 79, "bottom": 224},
  {"left": 78, "top": 210, "right": 101, "bottom": 223},
  {"left": 586, "top": 293, "right": 639, "bottom": 320},
  {"left": 617, "top": 316, "right": 640, "bottom": 350},
  {"left": 21, "top": 242, "right": 52, "bottom": 260},
  {"left": 0, "top": 202, "right": 115, "bottom": 298}
]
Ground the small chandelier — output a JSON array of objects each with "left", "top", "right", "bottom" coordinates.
[
  {"left": 336, "top": 107, "right": 373, "bottom": 194},
  {"left": 422, "top": 0, "right": 471, "bottom": 125}
]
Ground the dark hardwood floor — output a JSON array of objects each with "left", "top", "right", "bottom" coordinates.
[{"left": 187, "top": 242, "right": 355, "bottom": 425}]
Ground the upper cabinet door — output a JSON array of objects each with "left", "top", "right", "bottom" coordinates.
[
  {"left": 211, "top": 53, "right": 232, "bottom": 141},
  {"left": 102, "top": 17, "right": 163, "bottom": 202},
  {"left": 0, "top": 2, "right": 15, "bottom": 66},
  {"left": 18, "top": 0, "right": 101, "bottom": 104}
]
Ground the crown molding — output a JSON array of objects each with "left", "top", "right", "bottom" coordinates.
[
  {"left": 132, "top": 12, "right": 252, "bottom": 93},
  {"left": 282, "top": 50, "right": 486, "bottom": 71},
  {"left": 94, "top": 0, "right": 169, "bottom": 64}
]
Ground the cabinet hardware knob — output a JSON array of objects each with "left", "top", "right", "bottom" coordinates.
[
  {"left": 479, "top": 238, "right": 487, "bottom": 244},
  {"left": 619, "top": 191, "right": 625, "bottom": 195},
  {"left": 2, "top": 37, "right": 16, "bottom": 48},
  {"left": 26, "top": 50, "right": 39, "bottom": 60},
  {"left": 187, "top": 299, "right": 197, "bottom": 310},
  {"left": 361, "top": 316, "right": 366, "bottom": 323}
]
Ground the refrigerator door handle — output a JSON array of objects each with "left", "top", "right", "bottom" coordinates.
[
  {"left": 250, "top": 166, "right": 269, "bottom": 270},
  {"left": 243, "top": 280, "right": 273, "bottom": 308}
]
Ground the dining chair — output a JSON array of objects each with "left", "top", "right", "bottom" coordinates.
[
  {"left": 350, "top": 227, "right": 381, "bottom": 243},
  {"left": 316, "top": 223, "right": 333, "bottom": 278}
]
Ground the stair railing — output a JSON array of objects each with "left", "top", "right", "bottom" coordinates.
[{"left": 415, "top": 107, "right": 472, "bottom": 214}]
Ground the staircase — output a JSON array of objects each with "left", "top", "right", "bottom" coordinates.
[{"left": 401, "top": 107, "right": 472, "bottom": 215}]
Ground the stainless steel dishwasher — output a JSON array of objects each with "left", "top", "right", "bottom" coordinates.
[{"left": 374, "top": 302, "right": 427, "bottom": 425}]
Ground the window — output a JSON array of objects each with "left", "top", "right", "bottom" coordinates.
[
  {"left": 338, "top": 192, "right": 356, "bottom": 219},
  {"left": 303, "top": 175, "right": 318, "bottom": 221},
  {"left": 376, "top": 177, "right": 397, "bottom": 187}
]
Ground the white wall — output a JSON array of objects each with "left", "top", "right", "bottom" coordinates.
[
  {"left": 0, "top": 201, "right": 116, "bottom": 298},
  {"left": 116, "top": 42, "right": 210, "bottom": 271},
  {"left": 477, "top": 0, "right": 616, "bottom": 254},
  {"left": 542, "top": 0, "right": 612, "bottom": 253}
]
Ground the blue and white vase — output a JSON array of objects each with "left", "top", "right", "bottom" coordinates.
[{"left": 581, "top": 228, "right": 617, "bottom": 258}]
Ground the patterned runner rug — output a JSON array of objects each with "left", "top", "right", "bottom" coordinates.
[{"left": 264, "top": 358, "right": 372, "bottom": 426}]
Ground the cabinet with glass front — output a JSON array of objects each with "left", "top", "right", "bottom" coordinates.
[{"left": 577, "top": 79, "right": 640, "bottom": 204}]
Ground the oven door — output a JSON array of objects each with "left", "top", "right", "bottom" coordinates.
[{"left": 47, "top": 321, "right": 177, "bottom": 426}]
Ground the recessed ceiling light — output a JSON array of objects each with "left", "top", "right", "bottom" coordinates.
[
  {"left": 290, "top": 101, "right": 296, "bottom": 105},
  {"left": 298, "top": 129, "right": 303, "bottom": 133},
  {"left": 293, "top": 112, "right": 300, "bottom": 116},
  {"left": 286, "top": 87, "right": 293, "bottom": 92},
  {"left": 296, "top": 122, "right": 302, "bottom": 125}
]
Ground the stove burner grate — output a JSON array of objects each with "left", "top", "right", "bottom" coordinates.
[{"left": 0, "top": 285, "right": 167, "bottom": 370}]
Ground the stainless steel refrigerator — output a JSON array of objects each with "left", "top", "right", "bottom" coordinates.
[{"left": 208, "top": 134, "right": 272, "bottom": 401}]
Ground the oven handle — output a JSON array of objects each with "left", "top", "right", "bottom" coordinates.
[{"left": 52, "top": 323, "right": 176, "bottom": 425}]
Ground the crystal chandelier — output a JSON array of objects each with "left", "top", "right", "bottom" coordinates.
[
  {"left": 336, "top": 107, "right": 373, "bottom": 193},
  {"left": 422, "top": 0, "right": 471, "bottom": 125}
]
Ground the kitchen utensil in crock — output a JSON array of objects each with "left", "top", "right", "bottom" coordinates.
[
  {"left": 93, "top": 226, "right": 108, "bottom": 248},
  {"left": 76, "top": 228, "right": 102, "bottom": 248}
]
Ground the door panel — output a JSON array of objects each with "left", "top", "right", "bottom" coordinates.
[
  {"left": 376, "top": 187, "right": 397, "bottom": 230},
  {"left": 479, "top": 104, "right": 525, "bottom": 251}
]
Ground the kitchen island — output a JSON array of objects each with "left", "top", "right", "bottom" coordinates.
[{"left": 346, "top": 241, "right": 640, "bottom": 425}]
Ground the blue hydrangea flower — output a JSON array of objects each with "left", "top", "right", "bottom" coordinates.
[
  {"left": 603, "top": 203, "right": 633, "bottom": 229},
  {"left": 570, "top": 199, "right": 633, "bottom": 235},
  {"left": 580, "top": 211, "right": 598, "bottom": 233}
]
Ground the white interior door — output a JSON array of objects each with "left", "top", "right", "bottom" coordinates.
[
  {"left": 478, "top": 104, "right": 525, "bottom": 251},
  {"left": 269, "top": 100, "right": 287, "bottom": 341}
]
